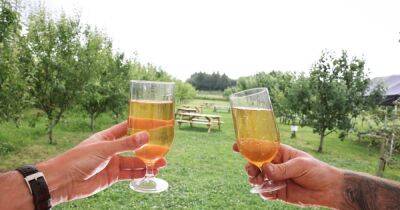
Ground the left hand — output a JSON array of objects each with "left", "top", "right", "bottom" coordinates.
[{"left": 37, "top": 121, "right": 166, "bottom": 206}]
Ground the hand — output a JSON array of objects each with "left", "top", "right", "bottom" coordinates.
[
  {"left": 233, "top": 143, "right": 344, "bottom": 209},
  {"left": 37, "top": 121, "right": 167, "bottom": 206}
]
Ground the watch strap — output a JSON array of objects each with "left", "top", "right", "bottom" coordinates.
[{"left": 16, "top": 165, "right": 52, "bottom": 210}]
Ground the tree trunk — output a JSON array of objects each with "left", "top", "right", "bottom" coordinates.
[
  {"left": 317, "top": 130, "right": 325, "bottom": 153},
  {"left": 376, "top": 137, "right": 388, "bottom": 177},
  {"left": 388, "top": 133, "right": 395, "bottom": 163},
  {"left": 46, "top": 111, "right": 63, "bottom": 144},
  {"left": 47, "top": 118, "right": 57, "bottom": 144},
  {"left": 90, "top": 114, "right": 95, "bottom": 131},
  {"left": 47, "top": 127, "right": 53, "bottom": 144}
]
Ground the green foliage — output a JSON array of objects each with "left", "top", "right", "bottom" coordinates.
[
  {"left": 129, "top": 62, "right": 172, "bottom": 82},
  {"left": 174, "top": 81, "right": 197, "bottom": 104},
  {"left": 223, "top": 86, "right": 237, "bottom": 99},
  {"left": 22, "top": 8, "right": 86, "bottom": 143},
  {"left": 300, "top": 51, "right": 376, "bottom": 152},
  {"left": 235, "top": 71, "right": 296, "bottom": 118},
  {"left": 286, "top": 74, "right": 312, "bottom": 125},
  {"left": 187, "top": 72, "right": 236, "bottom": 91},
  {"left": 0, "top": 0, "right": 27, "bottom": 123},
  {"left": 79, "top": 27, "right": 130, "bottom": 130},
  {"left": 107, "top": 53, "right": 130, "bottom": 123}
]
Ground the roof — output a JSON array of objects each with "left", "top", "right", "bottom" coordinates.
[
  {"left": 371, "top": 75, "right": 400, "bottom": 96},
  {"left": 370, "top": 75, "right": 400, "bottom": 106}
]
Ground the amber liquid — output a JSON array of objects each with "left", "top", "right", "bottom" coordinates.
[
  {"left": 128, "top": 100, "right": 174, "bottom": 165},
  {"left": 232, "top": 107, "right": 280, "bottom": 168}
]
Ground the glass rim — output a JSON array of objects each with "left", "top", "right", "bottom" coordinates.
[
  {"left": 130, "top": 80, "right": 175, "bottom": 85},
  {"left": 229, "top": 87, "right": 268, "bottom": 100}
]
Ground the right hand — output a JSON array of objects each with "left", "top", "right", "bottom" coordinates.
[{"left": 233, "top": 143, "right": 345, "bottom": 209}]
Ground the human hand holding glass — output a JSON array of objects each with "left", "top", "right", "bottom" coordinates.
[
  {"left": 128, "top": 80, "right": 175, "bottom": 193},
  {"left": 230, "top": 88, "right": 286, "bottom": 193}
]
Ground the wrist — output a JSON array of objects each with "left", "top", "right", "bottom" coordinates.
[
  {"left": 332, "top": 169, "right": 346, "bottom": 209},
  {"left": 36, "top": 159, "right": 69, "bottom": 206},
  {"left": 320, "top": 167, "right": 347, "bottom": 210}
]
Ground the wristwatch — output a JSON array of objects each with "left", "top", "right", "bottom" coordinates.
[{"left": 16, "top": 165, "right": 52, "bottom": 210}]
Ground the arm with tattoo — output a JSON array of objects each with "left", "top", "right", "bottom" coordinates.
[
  {"left": 233, "top": 143, "right": 400, "bottom": 209},
  {"left": 342, "top": 171, "right": 400, "bottom": 210}
]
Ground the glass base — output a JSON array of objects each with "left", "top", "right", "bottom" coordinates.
[
  {"left": 250, "top": 181, "right": 286, "bottom": 194},
  {"left": 130, "top": 177, "right": 169, "bottom": 193}
]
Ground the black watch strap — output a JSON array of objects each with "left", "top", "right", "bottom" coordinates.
[{"left": 16, "top": 165, "right": 52, "bottom": 210}]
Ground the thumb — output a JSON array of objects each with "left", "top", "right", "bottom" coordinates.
[
  {"left": 98, "top": 131, "right": 149, "bottom": 156},
  {"left": 262, "top": 157, "right": 311, "bottom": 181}
]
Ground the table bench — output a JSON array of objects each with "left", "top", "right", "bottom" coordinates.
[{"left": 176, "top": 112, "right": 223, "bottom": 133}]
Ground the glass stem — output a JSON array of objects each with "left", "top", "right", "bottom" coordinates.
[{"left": 145, "top": 165, "right": 155, "bottom": 179}]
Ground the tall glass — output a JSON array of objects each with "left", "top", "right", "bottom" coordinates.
[
  {"left": 128, "top": 80, "right": 175, "bottom": 193},
  {"left": 230, "top": 88, "right": 286, "bottom": 193}
]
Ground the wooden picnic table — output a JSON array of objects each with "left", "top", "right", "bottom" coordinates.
[
  {"left": 177, "top": 107, "right": 197, "bottom": 112},
  {"left": 176, "top": 112, "right": 223, "bottom": 133},
  {"left": 176, "top": 107, "right": 198, "bottom": 115},
  {"left": 182, "top": 105, "right": 203, "bottom": 113}
]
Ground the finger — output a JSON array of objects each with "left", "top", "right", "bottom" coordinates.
[
  {"left": 98, "top": 121, "right": 128, "bottom": 140},
  {"left": 119, "top": 156, "right": 146, "bottom": 170},
  {"left": 262, "top": 157, "right": 311, "bottom": 181},
  {"left": 97, "top": 131, "right": 149, "bottom": 156},
  {"left": 154, "top": 158, "right": 167, "bottom": 169},
  {"left": 245, "top": 163, "right": 260, "bottom": 178},
  {"left": 119, "top": 169, "right": 146, "bottom": 180},
  {"left": 260, "top": 191, "right": 278, "bottom": 201},
  {"left": 248, "top": 173, "right": 264, "bottom": 185},
  {"left": 232, "top": 143, "right": 239, "bottom": 152},
  {"left": 275, "top": 180, "right": 287, "bottom": 200}
]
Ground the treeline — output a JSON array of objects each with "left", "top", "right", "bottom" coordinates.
[
  {"left": 224, "top": 51, "right": 386, "bottom": 152},
  {"left": 0, "top": 1, "right": 196, "bottom": 143},
  {"left": 187, "top": 72, "right": 236, "bottom": 91}
]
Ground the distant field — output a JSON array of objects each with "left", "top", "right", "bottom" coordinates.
[
  {"left": 0, "top": 99, "right": 399, "bottom": 209},
  {"left": 196, "top": 90, "right": 226, "bottom": 101}
]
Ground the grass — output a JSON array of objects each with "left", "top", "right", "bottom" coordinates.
[
  {"left": 196, "top": 91, "right": 227, "bottom": 101},
  {"left": 0, "top": 99, "right": 399, "bottom": 209}
]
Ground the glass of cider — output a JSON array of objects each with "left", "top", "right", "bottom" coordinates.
[
  {"left": 128, "top": 80, "right": 175, "bottom": 193},
  {"left": 230, "top": 88, "right": 286, "bottom": 193}
]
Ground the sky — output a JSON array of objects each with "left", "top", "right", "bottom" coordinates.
[{"left": 38, "top": 0, "right": 400, "bottom": 80}]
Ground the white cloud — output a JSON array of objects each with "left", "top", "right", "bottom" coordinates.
[{"left": 42, "top": 0, "right": 400, "bottom": 80}]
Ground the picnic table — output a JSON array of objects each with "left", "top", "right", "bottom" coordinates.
[
  {"left": 203, "top": 102, "right": 215, "bottom": 108},
  {"left": 176, "top": 112, "right": 223, "bottom": 133},
  {"left": 182, "top": 105, "right": 203, "bottom": 113},
  {"left": 176, "top": 107, "right": 198, "bottom": 117}
]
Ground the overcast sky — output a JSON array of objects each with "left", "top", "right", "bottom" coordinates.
[{"left": 40, "top": 0, "right": 400, "bottom": 80}]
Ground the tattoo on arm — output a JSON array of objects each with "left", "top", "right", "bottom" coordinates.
[{"left": 342, "top": 171, "right": 400, "bottom": 210}]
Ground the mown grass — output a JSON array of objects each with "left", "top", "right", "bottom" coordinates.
[
  {"left": 196, "top": 91, "right": 227, "bottom": 101},
  {"left": 0, "top": 99, "right": 399, "bottom": 209}
]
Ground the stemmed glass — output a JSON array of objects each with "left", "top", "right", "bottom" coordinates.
[
  {"left": 230, "top": 88, "right": 286, "bottom": 193},
  {"left": 128, "top": 80, "right": 175, "bottom": 193}
]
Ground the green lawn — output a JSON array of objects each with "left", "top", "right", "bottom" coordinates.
[
  {"left": 196, "top": 91, "right": 227, "bottom": 101},
  {"left": 0, "top": 99, "right": 399, "bottom": 209}
]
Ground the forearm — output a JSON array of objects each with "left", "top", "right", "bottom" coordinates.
[
  {"left": 0, "top": 171, "right": 34, "bottom": 210},
  {"left": 340, "top": 171, "right": 400, "bottom": 210},
  {"left": 37, "top": 158, "right": 70, "bottom": 206}
]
